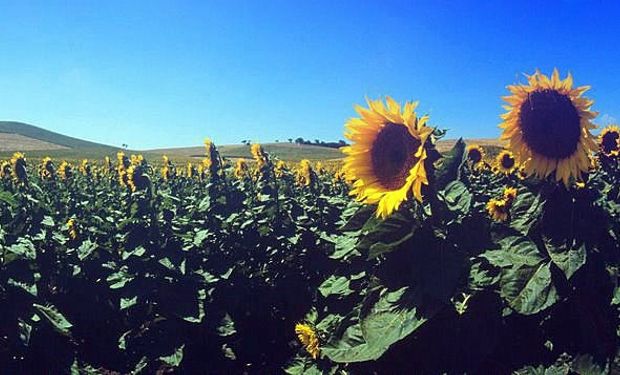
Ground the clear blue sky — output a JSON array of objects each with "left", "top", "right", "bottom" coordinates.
[{"left": 1, "top": 1, "right": 619, "bottom": 149}]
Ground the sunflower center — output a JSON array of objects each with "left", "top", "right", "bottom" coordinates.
[
  {"left": 501, "top": 154, "right": 515, "bottom": 169},
  {"left": 518, "top": 89, "right": 581, "bottom": 159},
  {"left": 371, "top": 123, "right": 421, "bottom": 190},
  {"left": 601, "top": 131, "right": 619, "bottom": 154},
  {"left": 468, "top": 149, "right": 482, "bottom": 163}
]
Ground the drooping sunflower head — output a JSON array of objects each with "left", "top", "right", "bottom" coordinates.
[
  {"left": 599, "top": 125, "right": 620, "bottom": 156},
  {"left": 130, "top": 154, "right": 144, "bottom": 166},
  {"left": 10, "top": 152, "right": 27, "bottom": 183},
  {"left": 295, "top": 323, "right": 320, "bottom": 360},
  {"left": 496, "top": 150, "right": 517, "bottom": 174},
  {"left": 342, "top": 97, "right": 434, "bottom": 219},
  {"left": 466, "top": 145, "right": 485, "bottom": 166},
  {"left": 67, "top": 218, "right": 78, "bottom": 240},
  {"left": 274, "top": 160, "right": 287, "bottom": 178},
  {"left": 1, "top": 161, "right": 11, "bottom": 179},
  {"left": 486, "top": 198, "right": 510, "bottom": 222},
  {"left": 500, "top": 69, "right": 597, "bottom": 186},
  {"left": 234, "top": 159, "right": 248, "bottom": 179},
  {"left": 80, "top": 159, "right": 92, "bottom": 176},
  {"left": 40, "top": 157, "right": 55, "bottom": 180},
  {"left": 58, "top": 161, "right": 73, "bottom": 180},
  {"left": 296, "top": 159, "right": 316, "bottom": 186},
  {"left": 104, "top": 156, "right": 112, "bottom": 172},
  {"left": 186, "top": 162, "right": 196, "bottom": 178},
  {"left": 117, "top": 151, "right": 130, "bottom": 169}
]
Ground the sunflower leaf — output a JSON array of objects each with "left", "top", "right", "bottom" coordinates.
[{"left": 434, "top": 138, "right": 466, "bottom": 190}]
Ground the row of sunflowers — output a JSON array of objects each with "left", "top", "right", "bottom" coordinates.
[{"left": 0, "top": 69, "right": 618, "bottom": 373}]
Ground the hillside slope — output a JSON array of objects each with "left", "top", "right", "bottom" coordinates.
[
  {"left": 0, "top": 121, "right": 111, "bottom": 149},
  {"left": 152, "top": 143, "right": 345, "bottom": 161}
]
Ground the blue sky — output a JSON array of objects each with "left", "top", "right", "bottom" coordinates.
[{"left": 1, "top": 1, "right": 619, "bottom": 149}]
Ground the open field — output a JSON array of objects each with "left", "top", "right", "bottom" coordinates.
[{"left": 0, "top": 121, "right": 505, "bottom": 163}]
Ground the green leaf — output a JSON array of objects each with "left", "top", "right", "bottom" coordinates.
[
  {"left": 434, "top": 138, "right": 466, "bottom": 189},
  {"left": 41, "top": 216, "right": 55, "bottom": 227},
  {"left": 510, "top": 191, "right": 544, "bottom": 235},
  {"left": 120, "top": 296, "right": 138, "bottom": 310},
  {"left": 322, "top": 323, "right": 386, "bottom": 363},
  {"left": 0, "top": 190, "right": 17, "bottom": 207},
  {"left": 284, "top": 358, "right": 329, "bottom": 375},
  {"left": 122, "top": 246, "right": 145, "bottom": 260},
  {"left": 8, "top": 278, "right": 38, "bottom": 297},
  {"left": 481, "top": 236, "right": 545, "bottom": 268},
  {"left": 107, "top": 268, "right": 134, "bottom": 289},
  {"left": 500, "top": 262, "right": 558, "bottom": 315},
  {"left": 440, "top": 180, "right": 472, "bottom": 217},
  {"left": 181, "top": 288, "right": 206, "bottom": 323},
  {"left": 360, "top": 212, "right": 415, "bottom": 259},
  {"left": 6, "top": 238, "right": 36, "bottom": 261},
  {"left": 216, "top": 313, "right": 236, "bottom": 337},
  {"left": 159, "top": 344, "right": 185, "bottom": 367},
  {"left": 545, "top": 240, "right": 586, "bottom": 280},
  {"left": 193, "top": 229, "right": 209, "bottom": 247},
  {"left": 318, "top": 276, "right": 353, "bottom": 298},
  {"left": 77, "top": 240, "right": 98, "bottom": 261},
  {"left": 329, "top": 231, "right": 361, "bottom": 260},
  {"left": 33, "top": 303, "right": 73, "bottom": 336},
  {"left": 359, "top": 287, "right": 428, "bottom": 354},
  {"left": 18, "top": 319, "right": 32, "bottom": 346}
]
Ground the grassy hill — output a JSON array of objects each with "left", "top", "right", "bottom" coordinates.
[
  {"left": 0, "top": 121, "right": 504, "bottom": 163},
  {"left": 151, "top": 143, "right": 345, "bottom": 162},
  {"left": 0, "top": 121, "right": 121, "bottom": 160},
  {"left": 0, "top": 121, "right": 112, "bottom": 149}
]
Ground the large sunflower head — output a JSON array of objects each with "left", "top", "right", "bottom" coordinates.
[
  {"left": 466, "top": 145, "right": 485, "bottom": 166},
  {"left": 342, "top": 97, "right": 434, "bottom": 219},
  {"left": 496, "top": 150, "right": 517, "bottom": 174},
  {"left": 599, "top": 125, "right": 620, "bottom": 156},
  {"left": 500, "top": 69, "right": 597, "bottom": 186}
]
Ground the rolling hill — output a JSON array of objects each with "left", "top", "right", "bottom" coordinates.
[
  {"left": 0, "top": 121, "right": 119, "bottom": 159},
  {"left": 0, "top": 121, "right": 504, "bottom": 162},
  {"left": 151, "top": 143, "right": 346, "bottom": 161}
]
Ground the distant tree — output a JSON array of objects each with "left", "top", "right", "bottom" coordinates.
[
  {"left": 288, "top": 138, "right": 293, "bottom": 143},
  {"left": 338, "top": 140, "right": 347, "bottom": 146},
  {"left": 314, "top": 139, "right": 320, "bottom": 144},
  {"left": 122, "top": 143, "right": 128, "bottom": 149},
  {"left": 275, "top": 139, "right": 279, "bottom": 143},
  {"left": 295, "top": 137, "right": 304, "bottom": 144}
]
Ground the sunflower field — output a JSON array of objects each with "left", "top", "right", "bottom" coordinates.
[{"left": 1, "top": 69, "right": 620, "bottom": 374}]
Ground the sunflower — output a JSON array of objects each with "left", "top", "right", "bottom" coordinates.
[
  {"left": 599, "top": 125, "right": 620, "bottom": 156},
  {"left": 503, "top": 186, "right": 518, "bottom": 204},
  {"left": 295, "top": 323, "right": 320, "bottom": 359},
  {"left": 234, "top": 159, "right": 248, "bottom": 179},
  {"left": 80, "top": 159, "right": 91, "bottom": 176},
  {"left": 58, "top": 161, "right": 73, "bottom": 180},
  {"left": 466, "top": 145, "right": 485, "bottom": 166},
  {"left": 496, "top": 150, "right": 517, "bottom": 174},
  {"left": 274, "top": 160, "right": 287, "bottom": 178},
  {"left": 499, "top": 69, "right": 597, "bottom": 186},
  {"left": 10, "top": 152, "right": 27, "bottom": 183},
  {"left": 296, "top": 159, "right": 315, "bottom": 186},
  {"left": 67, "top": 218, "right": 78, "bottom": 240},
  {"left": 40, "top": 157, "right": 56, "bottom": 180},
  {"left": 342, "top": 97, "right": 433, "bottom": 219},
  {"left": 486, "top": 198, "right": 510, "bottom": 222}
]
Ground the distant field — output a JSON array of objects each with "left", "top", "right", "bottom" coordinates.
[
  {"left": 0, "top": 133, "right": 69, "bottom": 152},
  {"left": 151, "top": 143, "right": 345, "bottom": 162},
  {"left": 0, "top": 121, "right": 505, "bottom": 163}
]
